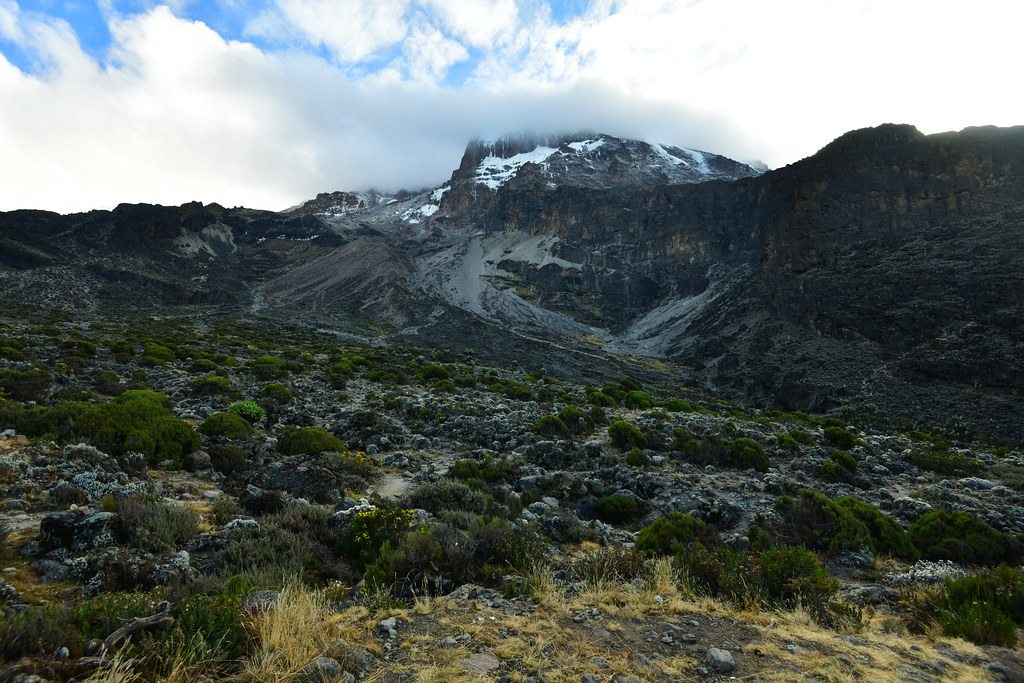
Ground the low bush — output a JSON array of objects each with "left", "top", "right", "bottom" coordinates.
[
  {"left": 909, "top": 509, "right": 1020, "bottom": 566},
  {"left": 207, "top": 444, "right": 247, "bottom": 475},
  {"left": 557, "top": 405, "right": 593, "bottom": 435},
  {"left": 447, "top": 454, "right": 519, "bottom": 483},
  {"left": 625, "top": 446, "right": 650, "bottom": 468},
  {"left": 407, "top": 479, "right": 490, "bottom": 515},
  {"left": 198, "top": 412, "right": 251, "bottom": 439},
  {"left": 776, "top": 433, "right": 801, "bottom": 452},
  {"left": 772, "top": 489, "right": 873, "bottom": 554},
  {"left": 822, "top": 450, "right": 857, "bottom": 484},
  {"left": 586, "top": 389, "right": 617, "bottom": 408},
  {"left": 277, "top": 427, "right": 345, "bottom": 456},
  {"left": 534, "top": 415, "right": 570, "bottom": 440},
  {"left": 665, "top": 398, "right": 694, "bottom": 412},
  {"left": 636, "top": 512, "right": 716, "bottom": 556},
  {"left": 0, "top": 369, "right": 52, "bottom": 402},
  {"left": 594, "top": 495, "right": 640, "bottom": 524},
  {"left": 113, "top": 498, "right": 201, "bottom": 553},
  {"left": 342, "top": 507, "right": 414, "bottom": 568},
  {"left": 623, "top": 390, "right": 656, "bottom": 410},
  {"left": 248, "top": 355, "right": 287, "bottom": 381},
  {"left": 139, "top": 343, "right": 175, "bottom": 365},
  {"left": 259, "top": 383, "right": 293, "bottom": 404},
  {"left": 823, "top": 426, "right": 856, "bottom": 450},
  {"left": 59, "top": 339, "right": 96, "bottom": 357},
  {"left": 789, "top": 428, "right": 813, "bottom": 445},
  {"left": 191, "top": 374, "right": 231, "bottom": 396},
  {"left": 835, "top": 497, "right": 916, "bottom": 560},
  {"left": 909, "top": 446, "right": 983, "bottom": 475},
  {"left": 608, "top": 419, "right": 647, "bottom": 450},
  {"left": 728, "top": 437, "right": 769, "bottom": 472}
]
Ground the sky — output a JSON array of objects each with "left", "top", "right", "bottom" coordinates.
[{"left": 0, "top": 0, "right": 1021, "bottom": 213}]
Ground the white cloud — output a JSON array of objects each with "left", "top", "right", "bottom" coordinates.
[
  {"left": 0, "top": 0, "right": 1021, "bottom": 213},
  {"left": 420, "top": 0, "right": 519, "bottom": 47},
  {"left": 248, "top": 0, "right": 411, "bottom": 63}
]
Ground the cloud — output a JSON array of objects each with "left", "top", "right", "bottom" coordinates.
[{"left": 0, "top": 0, "right": 1021, "bottom": 213}]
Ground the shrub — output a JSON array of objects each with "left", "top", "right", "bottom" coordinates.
[
  {"left": 558, "top": 405, "right": 593, "bottom": 435},
  {"left": 327, "top": 359, "right": 356, "bottom": 388},
  {"left": 259, "top": 383, "right": 293, "bottom": 404},
  {"left": 318, "top": 449, "right": 377, "bottom": 480},
  {"left": 909, "top": 446, "right": 983, "bottom": 475},
  {"left": 728, "top": 437, "right": 769, "bottom": 472},
  {"left": 665, "top": 398, "right": 694, "bottom": 412},
  {"left": 207, "top": 444, "right": 247, "bottom": 475},
  {"left": 248, "top": 355, "right": 286, "bottom": 381},
  {"left": 277, "top": 427, "right": 345, "bottom": 456},
  {"left": 823, "top": 426, "right": 855, "bottom": 450},
  {"left": 218, "top": 521, "right": 313, "bottom": 584},
  {"left": 0, "top": 390, "right": 198, "bottom": 467},
  {"left": 619, "top": 375, "right": 643, "bottom": 391},
  {"left": 835, "top": 497, "right": 916, "bottom": 560},
  {"left": 608, "top": 419, "right": 646, "bottom": 450},
  {"left": 198, "top": 412, "right": 251, "bottom": 439},
  {"left": 760, "top": 546, "right": 841, "bottom": 618},
  {"left": 625, "top": 446, "right": 650, "bottom": 468},
  {"left": 822, "top": 460, "right": 856, "bottom": 485},
  {"left": 772, "top": 489, "right": 872, "bottom": 554},
  {"left": 113, "top": 498, "right": 200, "bottom": 553},
  {"left": 776, "top": 433, "right": 801, "bottom": 452},
  {"left": 636, "top": 512, "right": 716, "bottom": 556},
  {"left": 420, "top": 364, "right": 450, "bottom": 381},
  {"left": 59, "top": 339, "right": 96, "bottom": 357},
  {"left": 226, "top": 401, "right": 266, "bottom": 424},
  {"left": 189, "top": 358, "right": 218, "bottom": 373},
  {"left": 926, "top": 566, "right": 1024, "bottom": 646},
  {"left": 909, "top": 509, "right": 1017, "bottom": 566},
  {"left": 140, "top": 343, "right": 175, "bottom": 365},
  {"left": 447, "top": 455, "right": 519, "bottom": 483},
  {"left": 594, "top": 495, "right": 640, "bottom": 524},
  {"left": 534, "top": 415, "right": 570, "bottom": 440},
  {"left": 623, "top": 390, "right": 656, "bottom": 410},
  {"left": 191, "top": 374, "right": 231, "bottom": 396},
  {"left": 343, "top": 507, "right": 414, "bottom": 567},
  {"left": 0, "top": 369, "right": 52, "bottom": 402},
  {"left": 407, "top": 479, "right": 489, "bottom": 515},
  {"left": 789, "top": 428, "right": 813, "bottom": 445},
  {"left": 586, "top": 389, "right": 617, "bottom": 408},
  {"left": 93, "top": 370, "right": 126, "bottom": 396}
]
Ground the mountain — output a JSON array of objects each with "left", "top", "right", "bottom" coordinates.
[{"left": 1, "top": 126, "right": 1022, "bottom": 441}]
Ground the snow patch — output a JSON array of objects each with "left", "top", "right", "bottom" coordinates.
[
  {"left": 567, "top": 139, "right": 605, "bottom": 154},
  {"left": 475, "top": 146, "right": 557, "bottom": 190},
  {"left": 650, "top": 143, "right": 688, "bottom": 167},
  {"left": 431, "top": 185, "right": 449, "bottom": 202}
]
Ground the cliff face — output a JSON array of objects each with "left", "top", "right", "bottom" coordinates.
[{"left": 1, "top": 125, "right": 1022, "bottom": 439}]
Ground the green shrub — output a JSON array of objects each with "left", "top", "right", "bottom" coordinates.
[
  {"left": 226, "top": 401, "right": 266, "bottom": 424},
  {"left": 926, "top": 566, "right": 1024, "bottom": 646},
  {"left": 0, "top": 369, "right": 52, "bottom": 402},
  {"left": 104, "top": 339, "right": 135, "bottom": 357},
  {"left": 619, "top": 375, "right": 643, "bottom": 391},
  {"left": 93, "top": 370, "right": 126, "bottom": 396},
  {"left": 835, "top": 497, "right": 916, "bottom": 560},
  {"left": 198, "top": 412, "right": 251, "bottom": 439},
  {"left": 277, "top": 427, "right": 345, "bottom": 456},
  {"left": 586, "top": 389, "right": 617, "bottom": 408},
  {"left": 447, "top": 455, "right": 519, "bottom": 483},
  {"left": 0, "top": 390, "right": 198, "bottom": 467},
  {"left": 534, "top": 415, "right": 570, "bottom": 440},
  {"left": 772, "top": 489, "right": 872, "bottom": 554},
  {"left": 0, "top": 346, "right": 23, "bottom": 361},
  {"left": 420, "top": 364, "right": 450, "bottom": 381},
  {"left": 665, "top": 398, "right": 694, "bottom": 412},
  {"left": 317, "top": 449, "right": 377, "bottom": 480},
  {"left": 823, "top": 426, "right": 855, "bottom": 450},
  {"left": 59, "top": 339, "right": 96, "bottom": 357},
  {"left": 760, "top": 546, "right": 841, "bottom": 617},
  {"left": 909, "top": 446, "right": 983, "bottom": 475},
  {"left": 248, "top": 355, "right": 286, "bottom": 381},
  {"left": 728, "top": 437, "right": 769, "bottom": 472},
  {"left": 909, "top": 509, "right": 1017, "bottom": 566},
  {"left": 140, "top": 343, "right": 175, "bottom": 364},
  {"left": 830, "top": 449, "right": 857, "bottom": 471},
  {"left": 608, "top": 419, "right": 647, "bottom": 450},
  {"left": 207, "top": 444, "right": 247, "bottom": 475},
  {"left": 822, "top": 460, "right": 856, "bottom": 485},
  {"left": 625, "top": 446, "right": 650, "bottom": 468},
  {"left": 789, "top": 428, "right": 813, "bottom": 445},
  {"left": 408, "top": 479, "right": 489, "bottom": 515},
  {"left": 343, "top": 507, "right": 414, "bottom": 566},
  {"left": 191, "top": 374, "right": 231, "bottom": 396},
  {"left": 189, "top": 358, "right": 218, "bottom": 373},
  {"left": 258, "top": 383, "right": 292, "bottom": 404},
  {"left": 557, "top": 405, "right": 593, "bottom": 435},
  {"left": 623, "top": 390, "right": 655, "bottom": 410},
  {"left": 327, "top": 359, "right": 356, "bottom": 388},
  {"left": 776, "top": 434, "right": 801, "bottom": 452},
  {"left": 636, "top": 512, "right": 714, "bottom": 556},
  {"left": 218, "top": 522, "right": 313, "bottom": 585},
  {"left": 594, "top": 495, "right": 640, "bottom": 524}
]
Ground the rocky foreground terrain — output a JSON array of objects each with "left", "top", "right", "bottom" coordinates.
[{"left": 2, "top": 308, "right": 1024, "bottom": 682}]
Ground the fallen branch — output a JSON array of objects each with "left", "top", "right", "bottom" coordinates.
[{"left": 102, "top": 601, "right": 174, "bottom": 651}]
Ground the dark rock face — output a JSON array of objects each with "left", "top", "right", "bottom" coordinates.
[{"left": 1, "top": 125, "right": 1022, "bottom": 439}]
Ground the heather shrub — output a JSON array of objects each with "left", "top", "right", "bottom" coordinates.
[
  {"left": 207, "top": 444, "right": 247, "bottom": 475},
  {"left": 447, "top": 454, "right": 518, "bottom": 483},
  {"left": 277, "top": 427, "right": 345, "bottom": 456},
  {"left": 259, "top": 383, "right": 293, "bottom": 404},
  {"left": 198, "top": 412, "right": 251, "bottom": 439},
  {"left": 728, "top": 437, "right": 769, "bottom": 472},
  {"left": 625, "top": 446, "right": 650, "bottom": 468},
  {"left": 534, "top": 415, "right": 570, "bottom": 440},
  {"left": 636, "top": 512, "right": 716, "bottom": 556},
  {"left": 557, "top": 404, "right": 593, "bottom": 435},
  {"left": 191, "top": 374, "right": 231, "bottom": 396},
  {"left": 835, "top": 497, "right": 916, "bottom": 560},
  {"left": 408, "top": 479, "right": 489, "bottom": 515},
  {"left": 776, "top": 433, "right": 801, "bottom": 452},
  {"left": 922, "top": 566, "right": 1024, "bottom": 646},
  {"left": 665, "top": 398, "right": 694, "bottom": 412},
  {"left": 772, "top": 489, "right": 872, "bottom": 554},
  {"left": 0, "top": 369, "right": 52, "bottom": 402},
  {"left": 594, "top": 494, "right": 640, "bottom": 524},
  {"left": 139, "top": 343, "right": 175, "bottom": 365},
  {"left": 623, "top": 390, "right": 655, "bottom": 410},
  {"left": 248, "top": 355, "right": 286, "bottom": 381},
  {"left": 823, "top": 426, "right": 856, "bottom": 450},
  {"left": 608, "top": 419, "right": 646, "bottom": 450},
  {"left": 112, "top": 498, "right": 200, "bottom": 553},
  {"left": 586, "top": 389, "right": 617, "bottom": 408},
  {"left": 909, "top": 509, "right": 1019, "bottom": 566},
  {"left": 909, "top": 446, "right": 983, "bottom": 475},
  {"left": 189, "top": 358, "right": 218, "bottom": 373}
]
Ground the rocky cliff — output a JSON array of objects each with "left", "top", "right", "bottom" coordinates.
[{"left": 1, "top": 125, "right": 1022, "bottom": 440}]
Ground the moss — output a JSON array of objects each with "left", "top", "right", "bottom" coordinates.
[{"left": 277, "top": 426, "right": 345, "bottom": 456}]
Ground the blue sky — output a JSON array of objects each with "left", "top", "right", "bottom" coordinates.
[{"left": 1, "top": 0, "right": 1021, "bottom": 212}]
